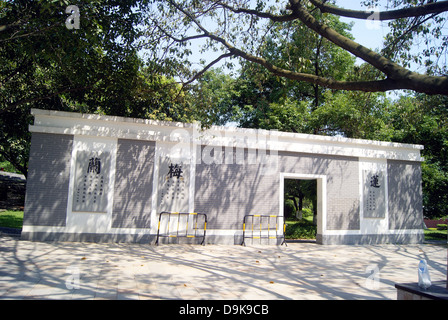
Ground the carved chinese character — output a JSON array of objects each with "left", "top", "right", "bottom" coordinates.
[
  {"left": 370, "top": 174, "right": 380, "bottom": 188},
  {"left": 167, "top": 163, "right": 183, "bottom": 179},
  {"left": 87, "top": 157, "right": 101, "bottom": 174}
]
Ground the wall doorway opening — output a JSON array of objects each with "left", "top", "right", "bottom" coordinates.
[{"left": 280, "top": 173, "right": 326, "bottom": 244}]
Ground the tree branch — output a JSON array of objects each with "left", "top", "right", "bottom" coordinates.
[
  {"left": 212, "top": 1, "right": 422, "bottom": 78},
  {"left": 0, "top": 19, "right": 24, "bottom": 32},
  {"left": 229, "top": 47, "right": 405, "bottom": 92},
  {"left": 0, "top": 24, "right": 60, "bottom": 43},
  {"left": 166, "top": 0, "right": 448, "bottom": 95},
  {"left": 382, "top": 13, "right": 439, "bottom": 60},
  {"left": 217, "top": 2, "right": 296, "bottom": 22},
  {"left": 288, "top": 1, "right": 448, "bottom": 94},
  {"left": 308, "top": 0, "right": 448, "bottom": 20},
  {"left": 182, "top": 53, "right": 233, "bottom": 86},
  {"left": 2, "top": 86, "right": 93, "bottom": 114},
  {"left": 168, "top": 0, "right": 211, "bottom": 35},
  {"left": 0, "top": 58, "right": 31, "bottom": 88},
  {"left": 206, "top": 32, "right": 448, "bottom": 94}
]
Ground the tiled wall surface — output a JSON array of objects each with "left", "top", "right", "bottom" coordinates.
[
  {"left": 23, "top": 133, "right": 73, "bottom": 227},
  {"left": 112, "top": 139, "right": 155, "bottom": 229}
]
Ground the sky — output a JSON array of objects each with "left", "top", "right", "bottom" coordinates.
[
  {"left": 345, "top": 17, "right": 388, "bottom": 53},
  {"left": 339, "top": 1, "right": 391, "bottom": 63},
  {"left": 186, "top": 1, "right": 392, "bottom": 73},
  {"left": 182, "top": 0, "right": 442, "bottom": 102}
]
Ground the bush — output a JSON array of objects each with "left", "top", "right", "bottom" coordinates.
[
  {"left": 436, "top": 224, "right": 447, "bottom": 230},
  {"left": 284, "top": 199, "right": 296, "bottom": 219},
  {"left": 285, "top": 219, "right": 316, "bottom": 239},
  {"left": 301, "top": 207, "right": 313, "bottom": 217},
  {"left": 0, "top": 160, "right": 20, "bottom": 173},
  {"left": 424, "top": 228, "right": 447, "bottom": 241}
]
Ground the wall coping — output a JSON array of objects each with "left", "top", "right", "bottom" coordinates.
[{"left": 29, "top": 108, "right": 424, "bottom": 162}]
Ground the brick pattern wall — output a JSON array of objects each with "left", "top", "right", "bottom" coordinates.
[
  {"left": 194, "top": 147, "right": 360, "bottom": 231},
  {"left": 388, "top": 160, "right": 423, "bottom": 230},
  {"left": 112, "top": 139, "right": 155, "bottom": 228},
  {"left": 194, "top": 147, "right": 279, "bottom": 229},
  {"left": 23, "top": 133, "right": 73, "bottom": 226},
  {"left": 278, "top": 151, "right": 360, "bottom": 230}
]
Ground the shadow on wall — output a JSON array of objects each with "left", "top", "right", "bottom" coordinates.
[
  {"left": 23, "top": 133, "right": 73, "bottom": 228},
  {"left": 194, "top": 147, "right": 361, "bottom": 233},
  {"left": 279, "top": 151, "right": 360, "bottom": 231},
  {"left": 194, "top": 147, "right": 279, "bottom": 230},
  {"left": 388, "top": 160, "right": 423, "bottom": 230},
  {"left": 112, "top": 139, "right": 155, "bottom": 229}
]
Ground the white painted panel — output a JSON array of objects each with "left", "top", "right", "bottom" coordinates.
[
  {"left": 66, "top": 136, "right": 117, "bottom": 233},
  {"left": 359, "top": 158, "right": 389, "bottom": 234}
]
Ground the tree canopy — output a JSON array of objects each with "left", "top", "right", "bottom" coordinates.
[
  {"left": 0, "top": 0, "right": 195, "bottom": 176},
  {"left": 144, "top": 0, "right": 448, "bottom": 95}
]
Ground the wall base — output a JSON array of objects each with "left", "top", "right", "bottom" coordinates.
[
  {"left": 21, "top": 231, "right": 423, "bottom": 245},
  {"left": 21, "top": 231, "right": 286, "bottom": 246},
  {"left": 21, "top": 231, "right": 156, "bottom": 244},
  {"left": 317, "top": 232, "right": 424, "bottom": 245}
]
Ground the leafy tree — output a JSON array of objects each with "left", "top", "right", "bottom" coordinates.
[
  {"left": 0, "top": 0, "right": 194, "bottom": 175},
  {"left": 285, "top": 179, "right": 317, "bottom": 222},
  {"left": 309, "top": 90, "right": 393, "bottom": 139},
  {"left": 186, "top": 68, "right": 241, "bottom": 127},
  {"left": 0, "top": 0, "right": 148, "bottom": 175},
  {"left": 230, "top": 10, "right": 356, "bottom": 133},
  {"left": 385, "top": 95, "right": 448, "bottom": 219},
  {"left": 144, "top": 0, "right": 448, "bottom": 95}
]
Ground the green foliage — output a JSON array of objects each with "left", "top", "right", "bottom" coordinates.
[
  {"left": 285, "top": 219, "right": 316, "bottom": 240},
  {"left": 384, "top": 95, "right": 448, "bottom": 219},
  {"left": 0, "top": 159, "right": 20, "bottom": 173},
  {"left": 0, "top": 1, "right": 142, "bottom": 174},
  {"left": 229, "top": 12, "right": 357, "bottom": 133},
  {"left": 188, "top": 69, "right": 241, "bottom": 127},
  {"left": 424, "top": 228, "right": 447, "bottom": 241},
  {"left": 284, "top": 179, "right": 316, "bottom": 217},
  {"left": 437, "top": 224, "right": 447, "bottom": 230},
  {"left": 0, "top": 0, "right": 194, "bottom": 176},
  {"left": 310, "top": 90, "right": 393, "bottom": 139},
  {"left": 284, "top": 199, "right": 296, "bottom": 218}
]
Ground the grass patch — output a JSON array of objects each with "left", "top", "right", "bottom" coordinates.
[
  {"left": 285, "top": 218, "right": 316, "bottom": 240},
  {"left": 0, "top": 210, "right": 23, "bottom": 229},
  {"left": 424, "top": 228, "right": 447, "bottom": 241},
  {"left": 285, "top": 217, "right": 447, "bottom": 242}
]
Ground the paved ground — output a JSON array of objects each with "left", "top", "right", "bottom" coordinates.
[{"left": 0, "top": 236, "right": 446, "bottom": 300}]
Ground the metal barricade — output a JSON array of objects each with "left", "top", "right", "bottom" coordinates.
[
  {"left": 241, "top": 214, "right": 286, "bottom": 246},
  {"left": 155, "top": 211, "right": 207, "bottom": 245}
]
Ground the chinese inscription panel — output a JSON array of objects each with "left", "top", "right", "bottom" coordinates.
[
  {"left": 363, "top": 170, "right": 386, "bottom": 218},
  {"left": 72, "top": 151, "right": 110, "bottom": 212},
  {"left": 158, "top": 157, "right": 189, "bottom": 212}
]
